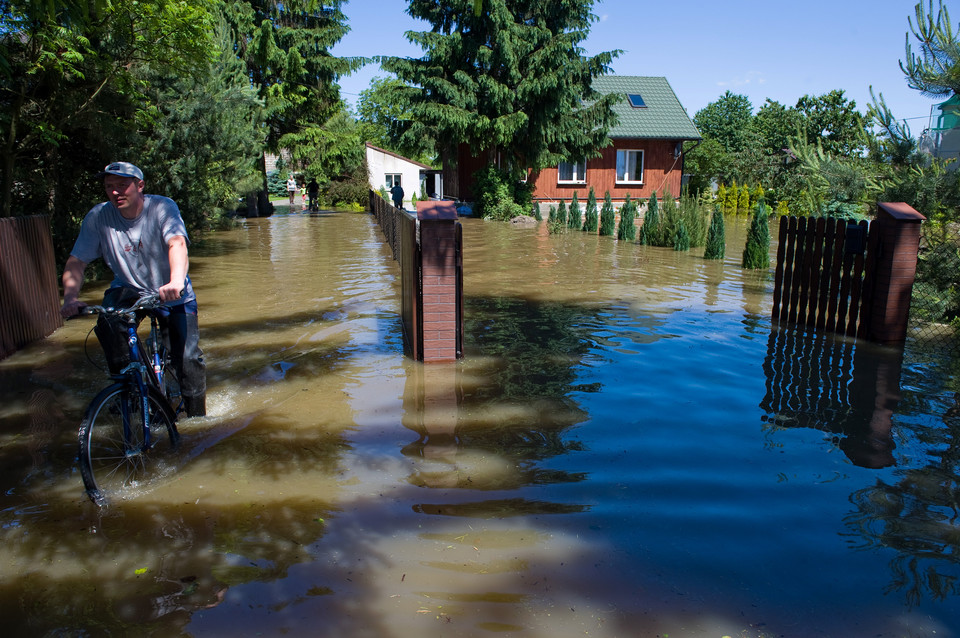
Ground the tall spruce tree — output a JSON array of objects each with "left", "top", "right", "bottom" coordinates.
[
  {"left": 583, "top": 187, "right": 598, "bottom": 232},
  {"left": 642, "top": 191, "right": 661, "bottom": 246},
  {"left": 381, "top": 1, "right": 620, "bottom": 182},
  {"left": 557, "top": 199, "right": 568, "bottom": 228},
  {"left": 223, "top": 1, "right": 362, "bottom": 204},
  {"left": 599, "top": 190, "right": 615, "bottom": 235}
]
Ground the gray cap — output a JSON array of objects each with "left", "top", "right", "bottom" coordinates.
[{"left": 97, "top": 161, "right": 144, "bottom": 180}]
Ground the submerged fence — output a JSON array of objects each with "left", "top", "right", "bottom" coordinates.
[
  {"left": 369, "top": 192, "right": 463, "bottom": 362},
  {"left": 772, "top": 203, "right": 925, "bottom": 346},
  {"left": 0, "top": 215, "right": 63, "bottom": 360}
]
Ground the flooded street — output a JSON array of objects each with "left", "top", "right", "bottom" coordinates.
[{"left": 2, "top": 209, "right": 960, "bottom": 637}]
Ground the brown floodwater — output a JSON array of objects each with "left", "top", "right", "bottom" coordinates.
[{"left": 1, "top": 208, "right": 959, "bottom": 637}]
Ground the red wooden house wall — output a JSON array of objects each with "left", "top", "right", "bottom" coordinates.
[{"left": 529, "top": 139, "right": 684, "bottom": 203}]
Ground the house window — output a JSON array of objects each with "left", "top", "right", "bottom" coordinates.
[
  {"left": 557, "top": 160, "right": 586, "bottom": 184},
  {"left": 385, "top": 174, "right": 401, "bottom": 188},
  {"left": 627, "top": 94, "right": 647, "bottom": 108},
  {"left": 616, "top": 150, "right": 644, "bottom": 184}
]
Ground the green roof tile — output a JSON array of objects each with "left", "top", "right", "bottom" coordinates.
[{"left": 593, "top": 76, "right": 701, "bottom": 141}]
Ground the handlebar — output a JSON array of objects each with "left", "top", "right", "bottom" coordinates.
[{"left": 75, "top": 293, "right": 166, "bottom": 320}]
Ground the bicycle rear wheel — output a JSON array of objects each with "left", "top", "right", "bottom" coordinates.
[{"left": 78, "top": 382, "right": 179, "bottom": 505}]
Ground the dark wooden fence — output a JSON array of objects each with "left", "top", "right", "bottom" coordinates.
[
  {"left": 369, "top": 192, "right": 463, "bottom": 362},
  {"left": 1, "top": 215, "right": 63, "bottom": 360},
  {"left": 772, "top": 203, "right": 925, "bottom": 345}
]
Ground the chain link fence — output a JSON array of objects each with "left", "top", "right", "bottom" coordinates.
[{"left": 907, "top": 224, "right": 960, "bottom": 358}]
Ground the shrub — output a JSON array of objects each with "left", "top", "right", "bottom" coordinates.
[
  {"left": 557, "top": 199, "right": 568, "bottom": 227},
  {"left": 532, "top": 200, "right": 542, "bottom": 221},
  {"left": 599, "top": 191, "right": 615, "bottom": 236},
  {"left": 674, "top": 217, "right": 690, "bottom": 251},
  {"left": 704, "top": 206, "right": 725, "bottom": 260},
  {"left": 568, "top": 191, "right": 582, "bottom": 229},
  {"left": 473, "top": 165, "right": 532, "bottom": 221},
  {"left": 640, "top": 191, "right": 660, "bottom": 245},
  {"left": 742, "top": 202, "right": 772, "bottom": 269},
  {"left": 617, "top": 194, "right": 637, "bottom": 241},
  {"left": 679, "top": 191, "right": 709, "bottom": 247},
  {"left": 583, "top": 187, "right": 598, "bottom": 232}
]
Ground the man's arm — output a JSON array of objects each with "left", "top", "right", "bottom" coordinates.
[
  {"left": 61, "top": 255, "right": 88, "bottom": 317},
  {"left": 158, "top": 235, "right": 188, "bottom": 302}
]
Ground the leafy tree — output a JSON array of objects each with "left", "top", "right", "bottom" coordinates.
[
  {"left": 599, "top": 190, "right": 615, "bottom": 236},
  {"left": 693, "top": 91, "right": 754, "bottom": 155},
  {"left": 617, "top": 194, "right": 636, "bottom": 241},
  {"left": 568, "top": 191, "right": 582, "bottom": 229},
  {"left": 795, "top": 89, "right": 866, "bottom": 156},
  {"left": 381, "top": 0, "right": 620, "bottom": 189},
  {"left": 583, "top": 187, "right": 598, "bottom": 232},
  {"left": 742, "top": 202, "right": 771, "bottom": 269},
  {"left": 704, "top": 206, "right": 726, "bottom": 260},
  {"left": 0, "top": 0, "right": 217, "bottom": 220},
  {"left": 683, "top": 137, "right": 729, "bottom": 195}
]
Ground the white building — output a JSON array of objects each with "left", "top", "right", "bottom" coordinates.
[{"left": 365, "top": 143, "right": 442, "bottom": 207}]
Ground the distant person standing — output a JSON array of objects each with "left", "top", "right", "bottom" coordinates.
[
  {"left": 286, "top": 175, "right": 297, "bottom": 205},
  {"left": 390, "top": 182, "right": 404, "bottom": 209},
  {"left": 306, "top": 179, "right": 319, "bottom": 211}
]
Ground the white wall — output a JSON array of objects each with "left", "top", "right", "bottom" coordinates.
[{"left": 365, "top": 146, "right": 423, "bottom": 208}]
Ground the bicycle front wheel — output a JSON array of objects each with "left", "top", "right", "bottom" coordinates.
[{"left": 78, "top": 382, "right": 179, "bottom": 505}]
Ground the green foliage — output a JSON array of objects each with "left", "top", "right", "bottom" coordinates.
[
  {"left": 617, "top": 194, "right": 637, "bottom": 241},
  {"left": 776, "top": 200, "right": 790, "bottom": 216},
  {"left": 548, "top": 204, "right": 557, "bottom": 224},
  {"left": 752, "top": 184, "right": 765, "bottom": 205},
  {"left": 679, "top": 191, "right": 709, "bottom": 247},
  {"left": 557, "top": 200, "right": 568, "bottom": 227},
  {"left": 737, "top": 184, "right": 750, "bottom": 214},
  {"left": 640, "top": 191, "right": 660, "bottom": 245},
  {"left": 742, "top": 202, "right": 772, "bottom": 269},
  {"left": 724, "top": 180, "right": 739, "bottom": 215},
  {"left": 532, "top": 200, "right": 542, "bottom": 221},
  {"left": 674, "top": 218, "right": 690, "bottom": 251},
  {"left": 694, "top": 91, "right": 755, "bottom": 156},
  {"left": 583, "top": 187, "right": 598, "bottom": 232},
  {"left": 704, "top": 206, "right": 726, "bottom": 260},
  {"left": 789, "top": 133, "right": 877, "bottom": 219},
  {"left": 325, "top": 157, "right": 370, "bottom": 207},
  {"left": 356, "top": 76, "right": 435, "bottom": 162},
  {"left": 381, "top": 0, "right": 621, "bottom": 176},
  {"left": 568, "top": 192, "right": 582, "bottom": 229},
  {"left": 599, "top": 190, "right": 616, "bottom": 236},
  {"left": 473, "top": 165, "right": 530, "bottom": 220},
  {"left": 900, "top": 0, "right": 960, "bottom": 98}
]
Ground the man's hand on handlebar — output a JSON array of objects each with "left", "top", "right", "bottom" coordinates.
[
  {"left": 157, "top": 283, "right": 184, "bottom": 303},
  {"left": 61, "top": 298, "right": 87, "bottom": 319}
]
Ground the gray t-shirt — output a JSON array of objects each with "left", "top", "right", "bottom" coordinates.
[{"left": 70, "top": 194, "right": 195, "bottom": 304}]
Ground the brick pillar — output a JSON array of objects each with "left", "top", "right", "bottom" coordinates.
[
  {"left": 416, "top": 201, "right": 462, "bottom": 362},
  {"left": 866, "top": 202, "right": 926, "bottom": 345}
]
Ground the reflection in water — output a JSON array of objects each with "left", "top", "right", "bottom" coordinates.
[
  {"left": 761, "top": 325, "right": 901, "bottom": 468},
  {"left": 2, "top": 212, "right": 960, "bottom": 636}
]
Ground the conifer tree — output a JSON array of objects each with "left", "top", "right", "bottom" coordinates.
[
  {"left": 583, "top": 187, "right": 598, "bottom": 232},
  {"left": 617, "top": 194, "right": 636, "bottom": 240},
  {"left": 557, "top": 199, "right": 568, "bottom": 228},
  {"left": 704, "top": 206, "right": 726, "bottom": 260},
  {"left": 776, "top": 200, "right": 790, "bottom": 216},
  {"left": 532, "top": 200, "right": 542, "bottom": 221},
  {"left": 381, "top": 1, "right": 620, "bottom": 179},
  {"left": 568, "top": 191, "right": 582, "bottom": 229},
  {"left": 674, "top": 217, "right": 690, "bottom": 251},
  {"left": 642, "top": 191, "right": 661, "bottom": 245},
  {"left": 716, "top": 184, "right": 727, "bottom": 212},
  {"left": 725, "top": 179, "right": 739, "bottom": 215},
  {"left": 599, "top": 190, "right": 616, "bottom": 235},
  {"left": 738, "top": 184, "right": 750, "bottom": 215},
  {"left": 752, "top": 184, "right": 765, "bottom": 206},
  {"left": 742, "top": 202, "right": 771, "bottom": 269}
]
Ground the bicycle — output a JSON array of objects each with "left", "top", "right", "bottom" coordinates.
[{"left": 75, "top": 293, "right": 182, "bottom": 505}]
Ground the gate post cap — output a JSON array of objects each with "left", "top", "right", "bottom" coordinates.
[
  {"left": 416, "top": 200, "right": 458, "bottom": 220},
  {"left": 878, "top": 202, "right": 926, "bottom": 222}
]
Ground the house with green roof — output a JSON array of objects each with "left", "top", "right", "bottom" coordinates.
[{"left": 526, "top": 76, "right": 701, "bottom": 207}]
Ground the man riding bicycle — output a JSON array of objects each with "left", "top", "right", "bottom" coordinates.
[{"left": 60, "top": 162, "right": 207, "bottom": 417}]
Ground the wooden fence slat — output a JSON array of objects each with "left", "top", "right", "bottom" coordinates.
[
  {"left": 806, "top": 217, "right": 826, "bottom": 327},
  {"left": 772, "top": 218, "right": 788, "bottom": 318},
  {"left": 787, "top": 216, "right": 806, "bottom": 324}
]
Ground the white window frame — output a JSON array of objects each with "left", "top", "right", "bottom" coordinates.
[
  {"left": 557, "top": 160, "right": 586, "bottom": 184},
  {"left": 385, "top": 174, "right": 402, "bottom": 188},
  {"left": 616, "top": 149, "right": 644, "bottom": 185}
]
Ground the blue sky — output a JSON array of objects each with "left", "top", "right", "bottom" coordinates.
[{"left": 332, "top": 0, "right": 946, "bottom": 135}]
